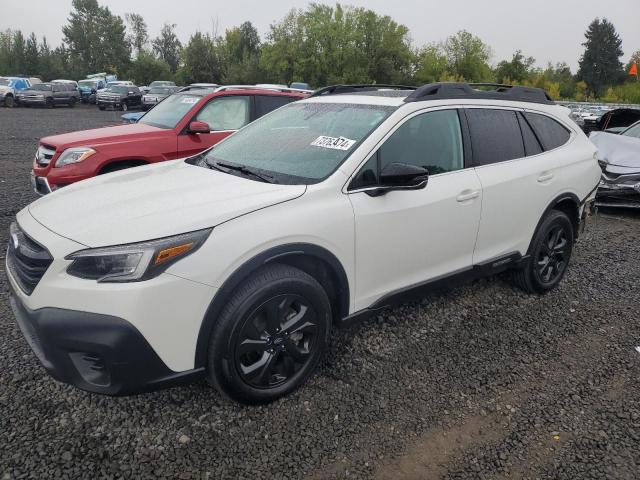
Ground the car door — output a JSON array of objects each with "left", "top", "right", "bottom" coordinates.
[
  {"left": 52, "top": 84, "right": 64, "bottom": 104},
  {"left": 347, "top": 108, "right": 483, "bottom": 311},
  {"left": 467, "top": 107, "right": 573, "bottom": 265},
  {"left": 176, "top": 95, "right": 252, "bottom": 158}
]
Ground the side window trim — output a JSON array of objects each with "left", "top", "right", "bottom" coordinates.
[
  {"left": 347, "top": 107, "right": 466, "bottom": 192},
  {"left": 516, "top": 111, "right": 544, "bottom": 156},
  {"left": 521, "top": 109, "right": 575, "bottom": 152}
]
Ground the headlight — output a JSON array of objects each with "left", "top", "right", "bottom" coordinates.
[
  {"left": 66, "top": 229, "right": 212, "bottom": 283},
  {"left": 55, "top": 147, "right": 96, "bottom": 167}
]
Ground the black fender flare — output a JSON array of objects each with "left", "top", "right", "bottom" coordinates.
[
  {"left": 526, "top": 192, "right": 581, "bottom": 255},
  {"left": 193, "top": 243, "right": 350, "bottom": 368}
]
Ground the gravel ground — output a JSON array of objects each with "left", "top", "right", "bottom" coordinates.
[{"left": 1, "top": 106, "right": 640, "bottom": 479}]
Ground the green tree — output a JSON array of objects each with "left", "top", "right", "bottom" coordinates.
[
  {"left": 23, "top": 32, "right": 40, "bottom": 75},
  {"left": 494, "top": 50, "right": 536, "bottom": 84},
  {"left": 414, "top": 43, "right": 449, "bottom": 84},
  {"left": 577, "top": 18, "right": 624, "bottom": 96},
  {"left": 179, "top": 31, "right": 223, "bottom": 84},
  {"left": 127, "top": 51, "right": 172, "bottom": 84},
  {"left": 222, "top": 21, "right": 262, "bottom": 84},
  {"left": 443, "top": 30, "right": 492, "bottom": 82},
  {"left": 152, "top": 23, "right": 182, "bottom": 73},
  {"left": 125, "top": 12, "right": 148, "bottom": 58}
]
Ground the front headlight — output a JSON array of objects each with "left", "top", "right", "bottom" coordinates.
[
  {"left": 66, "top": 229, "right": 212, "bottom": 283},
  {"left": 55, "top": 147, "right": 96, "bottom": 167}
]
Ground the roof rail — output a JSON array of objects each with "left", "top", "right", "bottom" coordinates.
[
  {"left": 214, "top": 85, "right": 312, "bottom": 94},
  {"left": 404, "top": 82, "right": 555, "bottom": 105},
  {"left": 309, "top": 84, "right": 417, "bottom": 98}
]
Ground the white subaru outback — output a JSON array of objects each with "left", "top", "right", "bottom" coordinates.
[{"left": 7, "top": 83, "right": 601, "bottom": 404}]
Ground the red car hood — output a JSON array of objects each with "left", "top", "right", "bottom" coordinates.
[{"left": 40, "top": 123, "right": 167, "bottom": 149}]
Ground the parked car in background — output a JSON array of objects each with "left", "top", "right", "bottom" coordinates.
[
  {"left": 596, "top": 108, "right": 640, "bottom": 134},
  {"left": 591, "top": 127, "right": 640, "bottom": 208},
  {"left": 121, "top": 111, "right": 144, "bottom": 124},
  {"left": 16, "top": 82, "right": 79, "bottom": 108},
  {"left": 10, "top": 83, "right": 599, "bottom": 402},
  {"left": 142, "top": 85, "right": 180, "bottom": 110},
  {"left": 26, "top": 77, "right": 42, "bottom": 86},
  {"left": 180, "top": 83, "right": 219, "bottom": 92},
  {"left": 0, "top": 76, "right": 32, "bottom": 107},
  {"left": 97, "top": 85, "right": 143, "bottom": 111},
  {"left": 77, "top": 79, "right": 105, "bottom": 103},
  {"left": 30, "top": 86, "right": 307, "bottom": 193},
  {"left": 290, "top": 82, "right": 311, "bottom": 90},
  {"left": 51, "top": 79, "right": 79, "bottom": 89},
  {"left": 149, "top": 80, "right": 176, "bottom": 88}
]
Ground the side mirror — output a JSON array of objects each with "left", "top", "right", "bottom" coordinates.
[
  {"left": 366, "top": 162, "right": 428, "bottom": 197},
  {"left": 188, "top": 121, "right": 210, "bottom": 134}
]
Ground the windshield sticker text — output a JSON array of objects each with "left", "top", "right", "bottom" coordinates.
[
  {"left": 311, "top": 136, "right": 356, "bottom": 151},
  {"left": 181, "top": 97, "right": 198, "bottom": 104}
]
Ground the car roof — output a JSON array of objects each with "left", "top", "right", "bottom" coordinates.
[{"left": 174, "top": 86, "right": 308, "bottom": 100}]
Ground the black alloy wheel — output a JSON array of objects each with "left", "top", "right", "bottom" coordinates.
[
  {"left": 535, "top": 224, "right": 569, "bottom": 285},
  {"left": 235, "top": 294, "right": 318, "bottom": 389}
]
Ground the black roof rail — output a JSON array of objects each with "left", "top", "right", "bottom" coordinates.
[
  {"left": 404, "top": 82, "right": 555, "bottom": 105},
  {"left": 309, "top": 84, "right": 417, "bottom": 98}
]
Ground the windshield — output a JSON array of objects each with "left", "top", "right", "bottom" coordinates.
[
  {"left": 31, "top": 83, "right": 52, "bottom": 91},
  {"left": 622, "top": 122, "right": 640, "bottom": 138},
  {"left": 139, "top": 94, "right": 201, "bottom": 129},
  {"left": 201, "top": 102, "right": 394, "bottom": 184},
  {"left": 78, "top": 80, "right": 97, "bottom": 88},
  {"left": 149, "top": 87, "right": 172, "bottom": 94}
]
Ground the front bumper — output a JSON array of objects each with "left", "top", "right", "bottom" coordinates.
[
  {"left": 17, "top": 97, "right": 46, "bottom": 106},
  {"left": 596, "top": 179, "right": 640, "bottom": 209},
  {"left": 8, "top": 286, "right": 204, "bottom": 395}
]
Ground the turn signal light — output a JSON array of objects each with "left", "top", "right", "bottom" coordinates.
[{"left": 154, "top": 243, "right": 194, "bottom": 265}]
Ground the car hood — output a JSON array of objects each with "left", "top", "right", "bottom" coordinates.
[
  {"left": 40, "top": 123, "right": 167, "bottom": 150},
  {"left": 590, "top": 131, "right": 640, "bottom": 170},
  {"left": 27, "top": 159, "right": 306, "bottom": 247}
]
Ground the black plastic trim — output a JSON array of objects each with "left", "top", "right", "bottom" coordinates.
[
  {"left": 404, "top": 83, "right": 554, "bottom": 105},
  {"left": 527, "top": 192, "right": 581, "bottom": 251},
  {"left": 341, "top": 252, "right": 524, "bottom": 328},
  {"left": 8, "top": 286, "right": 203, "bottom": 396},
  {"left": 194, "top": 243, "right": 350, "bottom": 367},
  {"left": 310, "top": 84, "right": 417, "bottom": 98}
]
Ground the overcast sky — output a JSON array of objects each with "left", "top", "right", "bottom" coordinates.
[{"left": 3, "top": 0, "right": 639, "bottom": 71}]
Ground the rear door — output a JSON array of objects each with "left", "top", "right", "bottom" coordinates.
[
  {"left": 52, "top": 84, "right": 66, "bottom": 104},
  {"left": 467, "top": 107, "right": 573, "bottom": 264},
  {"left": 177, "top": 95, "right": 252, "bottom": 158}
]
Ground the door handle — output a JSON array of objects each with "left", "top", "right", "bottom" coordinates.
[
  {"left": 456, "top": 190, "right": 480, "bottom": 202},
  {"left": 537, "top": 172, "right": 554, "bottom": 183}
]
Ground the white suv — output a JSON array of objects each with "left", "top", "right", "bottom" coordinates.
[{"left": 7, "top": 83, "right": 601, "bottom": 403}]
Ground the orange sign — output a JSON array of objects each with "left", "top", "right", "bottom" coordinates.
[{"left": 630, "top": 63, "right": 638, "bottom": 76}]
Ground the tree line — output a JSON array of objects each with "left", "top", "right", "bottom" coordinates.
[{"left": 0, "top": 0, "right": 638, "bottom": 102}]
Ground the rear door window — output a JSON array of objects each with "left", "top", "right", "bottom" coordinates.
[
  {"left": 517, "top": 113, "right": 543, "bottom": 156},
  {"left": 466, "top": 109, "right": 525, "bottom": 166},
  {"left": 522, "top": 112, "right": 571, "bottom": 151},
  {"left": 255, "top": 95, "right": 297, "bottom": 119}
]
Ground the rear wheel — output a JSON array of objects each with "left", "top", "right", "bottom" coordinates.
[
  {"left": 98, "top": 104, "right": 105, "bottom": 111},
  {"left": 121, "top": 101, "right": 128, "bottom": 111},
  {"left": 207, "top": 264, "right": 331, "bottom": 404},
  {"left": 512, "top": 210, "right": 574, "bottom": 293},
  {"left": 4, "top": 95, "right": 14, "bottom": 108}
]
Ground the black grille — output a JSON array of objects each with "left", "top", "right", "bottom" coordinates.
[{"left": 6, "top": 222, "right": 53, "bottom": 295}]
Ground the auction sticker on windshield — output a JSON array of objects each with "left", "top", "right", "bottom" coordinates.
[
  {"left": 181, "top": 97, "right": 199, "bottom": 104},
  {"left": 311, "top": 136, "right": 356, "bottom": 151}
]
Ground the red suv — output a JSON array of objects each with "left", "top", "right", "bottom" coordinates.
[{"left": 31, "top": 87, "right": 308, "bottom": 194}]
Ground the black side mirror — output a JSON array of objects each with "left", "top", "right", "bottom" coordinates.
[{"left": 366, "top": 162, "right": 429, "bottom": 196}]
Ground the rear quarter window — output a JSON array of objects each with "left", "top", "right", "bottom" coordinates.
[
  {"left": 522, "top": 112, "right": 571, "bottom": 151},
  {"left": 466, "top": 109, "right": 525, "bottom": 166},
  {"left": 255, "top": 95, "right": 298, "bottom": 118}
]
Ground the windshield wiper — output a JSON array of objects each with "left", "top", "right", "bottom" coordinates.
[{"left": 207, "top": 159, "right": 276, "bottom": 184}]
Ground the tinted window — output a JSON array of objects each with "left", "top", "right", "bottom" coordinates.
[
  {"left": 255, "top": 95, "right": 297, "bottom": 118},
  {"left": 517, "top": 113, "right": 543, "bottom": 156},
  {"left": 350, "top": 110, "right": 464, "bottom": 189},
  {"left": 196, "top": 96, "right": 250, "bottom": 131},
  {"left": 622, "top": 122, "right": 640, "bottom": 139},
  {"left": 523, "top": 112, "right": 570, "bottom": 151},
  {"left": 466, "top": 109, "right": 525, "bottom": 166}
]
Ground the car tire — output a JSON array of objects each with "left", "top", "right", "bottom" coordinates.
[
  {"left": 121, "top": 101, "right": 128, "bottom": 111},
  {"left": 68, "top": 97, "right": 76, "bottom": 108},
  {"left": 512, "top": 209, "right": 574, "bottom": 294},
  {"left": 4, "top": 95, "right": 14, "bottom": 108},
  {"left": 98, "top": 105, "right": 105, "bottom": 111},
  {"left": 45, "top": 97, "right": 54, "bottom": 109},
  {"left": 207, "top": 263, "right": 332, "bottom": 404}
]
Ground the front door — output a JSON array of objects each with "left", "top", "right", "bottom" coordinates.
[
  {"left": 177, "top": 95, "right": 252, "bottom": 158},
  {"left": 347, "top": 109, "right": 483, "bottom": 311}
]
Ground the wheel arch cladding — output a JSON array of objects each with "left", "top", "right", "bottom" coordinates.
[
  {"left": 194, "top": 243, "right": 350, "bottom": 368},
  {"left": 529, "top": 193, "right": 580, "bottom": 254},
  {"left": 98, "top": 159, "right": 149, "bottom": 174}
]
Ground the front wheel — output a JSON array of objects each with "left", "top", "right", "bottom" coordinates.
[
  {"left": 45, "top": 97, "right": 54, "bottom": 109},
  {"left": 4, "top": 95, "right": 14, "bottom": 108},
  {"left": 98, "top": 104, "right": 105, "bottom": 111},
  {"left": 120, "top": 101, "right": 128, "bottom": 111},
  {"left": 68, "top": 97, "right": 76, "bottom": 108},
  {"left": 207, "top": 264, "right": 331, "bottom": 404},
  {"left": 512, "top": 210, "right": 574, "bottom": 294}
]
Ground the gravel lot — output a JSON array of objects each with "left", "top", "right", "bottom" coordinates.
[{"left": 1, "top": 106, "right": 640, "bottom": 479}]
